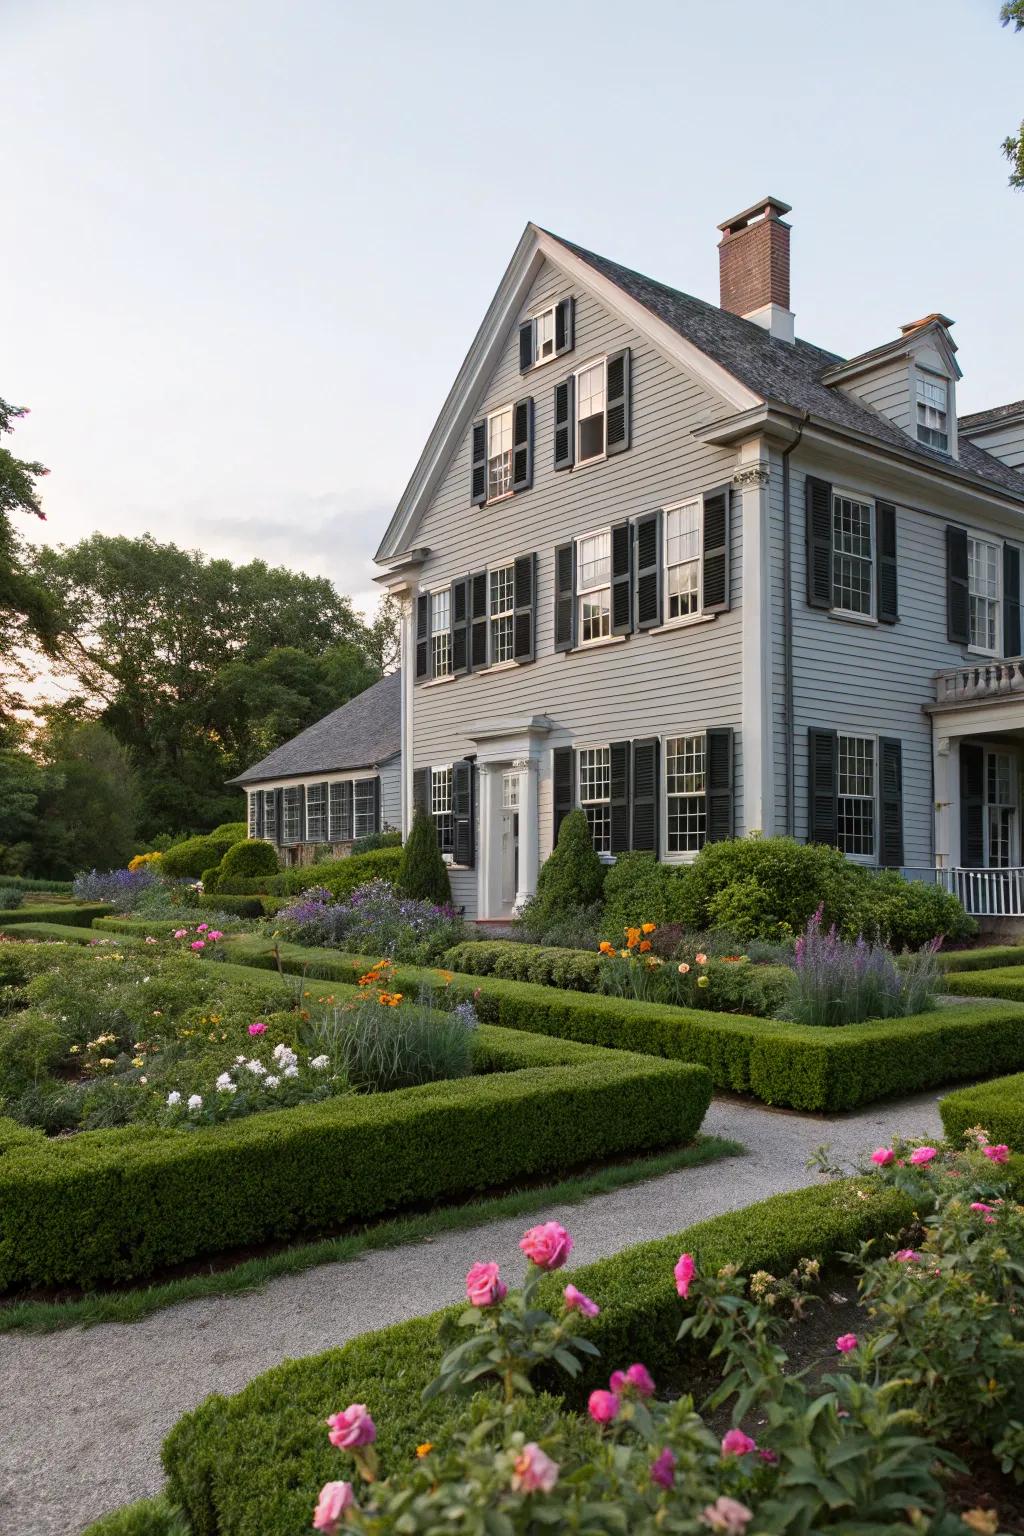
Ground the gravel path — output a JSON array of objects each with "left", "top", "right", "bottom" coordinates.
[{"left": 0, "top": 1090, "right": 944, "bottom": 1536}]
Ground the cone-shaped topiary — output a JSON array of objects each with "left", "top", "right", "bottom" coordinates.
[
  {"left": 398, "top": 809, "right": 452, "bottom": 906},
  {"left": 524, "top": 809, "right": 606, "bottom": 936}
]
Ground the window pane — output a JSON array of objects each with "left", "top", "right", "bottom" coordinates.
[
  {"left": 968, "top": 538, "right": 1000, "bottom": 651},
  {"left": 837, "top": 735, "right": 875, "bottom": 857},
  {"left": 354, "top": 780, "right": 376, "bottom": 840},
  {"left": 487, "top": 406, "right": 513, "bottom": 499},
  {"left": 665, "top": 735, "right": 706, "bottom": 854},
  {"left": 306, "top": 784, "right": 327, "bottom": 841},
  {"left": 248, "top": 793, "right": 258, "bottom": 837},
  {"left": 577, "top": 361, "right": 606, "bottom": 461},
  {"left": 578, "top": 746, "right": 611, "bottom": 854},
  {"left": 577, "top": 532, "right": 610, "bottom": 590},
  {"left": 536, "top": 309, "right": 554, "bottom": 359},
  {"left": 263, "top": 790, "right": 277, "bottom": 840},
  {"left": 832, "top": 495, "right": 873, "bottom": 615},
  {"left": 328, "top": 782, "right": 349, "bottom": 842},
  {"left": 431, "top": 767, "right": 454, "bottom": 855}
]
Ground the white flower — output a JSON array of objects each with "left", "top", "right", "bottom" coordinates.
[
  {"left": 235, "top": 1055, "right": 246, "bottom": 1064},
  {"left": 166, "top": 1090, "right": 181, "bottom": 1107},
  {"left": 215, "top": 1073, "right": 236, "bottom": 1093},
  {"left": 187, "top": 1094, "right": 203, "bottom": 1111},
  {"left": 245, "top": 1059, "right": 267, "bottom": 1076},
  {"left": 283, "top": 1065, "right": 299, "bottom": 1079},
  {"left": 272, "top": 1043, "right": 298, "bottom": 1069},
  {"left": 310, "top": 1055, "right": 329, "bottom": 1070},
  {"left": 264, "top": 1074, "right": 280, "bottom": 1090}
]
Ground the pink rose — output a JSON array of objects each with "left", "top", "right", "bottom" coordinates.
[
  {"left": 207, "top": 930, "right": 224, "bottom": 941},
  {"left": 610, "top": 1363, "right": 655, "bottom": 1397},
  {"left": 196, "top": 923, "right": 209, "bottom": 933},
  {"left": 190, "top": 940, "right": 205, "bottom": 950},
  {"left": 835, "top": 1333, "right": 858, "bottom": 1353},
  {"left": 587, "top": 1389, "right": 620, "bottom": 1423},
  {"left": 695, "top": 952, "right": 708, "bottom": 965},
  {"left": 971, "top": 1201, "right": 994, "bottom": 1213},
  {"left": 650, "top": 1447, "right": 676, "bottom": 1488},
  {"left": 701, "top": 1496, "right": 753, "bottom": 1534},
  {"left": 674, "top": 1252, "right": 696, "bottom": 1299},
  {"left": 519, "top": 1221, "right": 573, "bottom": 1270},
  {"left": 720, "top": 1428, "right": 756, "bottom": 1456},
  {"left": 465, "top": 1261, "right": 507, "bottom": 1307},
  {"left": 326, "top": 1404, "right": 376, "bottom": 1449},
  {"left": 758, "top": 1447, "right": 779, "bottom": 1465},
  {"left": 248, "top": 1022, "right": 268, "bottom": 1036},
  {"left": 173, "top": 929, "right": 188, "bottom": 939},
  {"left": 511, "top": 1442, "right": 559, "bottom": 1494},
  {"left": 870, "top": 1148, "right": 894, "bottom": 1166},
  {"left": 563, "top": 1283, "right": 599, "bottom": 1318},
  {"left": 909, "top": 1146, "right": 937, "bottom": 1165},
  {"left": 894, "top": 1249, "right": 921, "bottom": 1262},
  {"left": 983, "top": 1144, "right": 1010, "bottom": 1164},
  {"left": 312, "top": 1481, "right": 353, "bottom": 1533}
]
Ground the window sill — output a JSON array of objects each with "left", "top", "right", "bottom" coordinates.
[
  {"left": 650, "top": 613, "right": 717, "bottom": 635},
  {"left": 423, "top": 673, "right": 457, "bottom": 687},
  {"left": 485, "top": 659, "right": 520, "bottom": 673},
  {"left": 826, "top": 609, "right": 878, "bottom": 629},
  {"left": 484, "top": 492, "right": 515, "bottom": 508},
  {"left": 572, "top": 453, "right": 607, "bottom": 472},
  {"left": 568, "top": 634, "right": 628, "bottom": 655},
  {"left": 967, "top": 645, "right": 1000, "bottom": 660}
]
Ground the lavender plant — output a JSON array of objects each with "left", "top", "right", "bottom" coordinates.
[
  {"left": 72, "top": 864, "right": 162, "bottom": 911},
  {"left": 277, "top": 879, "right": 464, "bottom": 963},
  {"left": 783, "top": 905, "right": 941, "bottom": 1027}
]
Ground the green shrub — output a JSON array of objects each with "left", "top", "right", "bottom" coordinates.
[
  {"left": 0, "top": 888, "right": 24, "bottom": 910},
  {"left": 0, "top": 875, "right": 73, "bottom": 892},
  {"left": 943, "top": 966, "right": 1024, "bottom": 1001},
  {"left": 850, "top": 870, "right": 977, "bottom": 949},
  {"left": 941, "top": 1072, "right": 1024, "bottom": 1148},
  {"left": 310, "top": 990, "right": 476, "bottom": 1094},
  {"left": 937, "top": 944, "right": 1024, "bottom": 972},
  {"left": 199, "top": 865, "right": 221, "bottom": 893},
  {"left": 161, "top": 836, "right": 231, "bottom": 879},
  {"left": 217, "top": 839, "right": 279, "bottom": 881},
  {"left": 0, "top": 922, "right": 106, "bottom": 944},
  {"left": 442, "top": 940, "right": 603, "bottom": 992},
  {"left": 351, "top": 829, "right": 402, "bottom": 854},
  {"left": 397, "top": 809, "right": 452, "bottom": 905},
  {"left": 677, "top": 836, "right": 864, "bottom": 940},
  {"left": 209, "top": 822, "right": 247, "bottom": 842},
  {"left": 523, "top": 810, "right": 605, "bottom": 939},
  {"left": 599, "top": 852, "right": 683, "bottom": 938},
  {"left": 82, "top": 1495, "right": 189, "bottom": 1536},
  {"left": 0, "top": 902, "right": 111, "bottom": 928}
]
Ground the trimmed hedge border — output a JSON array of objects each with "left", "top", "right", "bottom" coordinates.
[
  {"left": 941, "top": 1071, "right": 1024, "bottom": 1148},
  {"left": 943, "top": 965, "right": 1024, "bottom": 1000},
  {"left": 0, "top": 997, "right": 710, "bottom": 1292},
  {"left": 158, "top": 1177, "right": 914, "bottom": 1536},
  {"left": 0, "top": 922, "right": 116, "bottom": 945},
  {"left": 217, "top": 936, "right": 1024, "bottom": 1112},
  {"left": 0, "top": 902, "right": 111, "bottom": 928},
  {"left": 937, "top": 945, "right": 1024, "bottom": 973}
]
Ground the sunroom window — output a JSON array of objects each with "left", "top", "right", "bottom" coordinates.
[
  {"left": 305, "top": 783, "right": 327, "bottom": 842},
  {"left": 354, "top": 779, "right": 377, "bottom": 840}
]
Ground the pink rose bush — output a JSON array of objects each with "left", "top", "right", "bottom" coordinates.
[
  {"left": 519, "top": 1221, "right": 573, "bottom": 1270},
  {"left": 563, "top": 1283, "right": 599, "bottom": 1317},
  {"left": 312, "top": 1480, "right": 353, "bottom": 1532},
  {"left": 465, "top": 1261, "right": 506, "bottom": 1308},
  {"left": 510, "top": 1442, "right": 559, "bottom": 1494}
]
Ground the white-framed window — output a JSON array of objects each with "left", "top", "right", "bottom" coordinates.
[
  {"left": 502, "top": 770, "right": 520, "bottom": 811},
  {"left": 354, "top": 779, "right": 377, "bottom": 840},
  {"left": 305, "top": 783, "right": 327, "bottom": 842},
  {"left": 831, "top": 492, "right": 874, "bottom": 617},
  {"left": 576, "top": 358, "right": 607, "bottom": 463},
  {"left": 489, "top": 563, "right": 515, "bottom": 664},
  {"left": 578, "top": 746, "right": 611, "bottom": 854},
  {"left": 487, "top": 405, "right": 514, "bottom": 501},
  {"left": 328, "top": 782, "right": 350, "bottom": 842},
  {"left": 282, "top": 786, "right": 303, "bottom": 843},
  {"left": 532, "top": 305, "right": 556, "bottom": 365},
  {"left": 837, "top": 734, "right": 876, "bottom": 859},
  {"left": 665, "top": 735, "right": 707, "bottom": 854},
  {"left": 431, "top": 589, "right": 452, "bottom": 677},
  {"left": 577, "top": 529, "right": 611, "bottom": 643},
  {"left": 431, "top": 766, "right": 454, "bottom": 856},
  {"left": 987, "top": 749, "right": 1018, "bottom": 869},
  {"left": 247, "top": 791, "right": 259, "bottom": 838},
  {"left": 916, "top": 374, "right": 949, "bottom": 452},
  {"left": 262, "top": 789, "right": 277, "bottom": 842},
  {"left": 665, "top": 499, "right": 702, "bottom": 620},
  {"left": 968, "top": 535, "right": 1000, "bottom": 655}
]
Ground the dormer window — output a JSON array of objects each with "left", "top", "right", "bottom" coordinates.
[{"left": 916, "top": 374, "right": 949, "bottom": 452}]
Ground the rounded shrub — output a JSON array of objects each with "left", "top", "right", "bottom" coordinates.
[
  {"left": 217, "top": 839, "right": 280, "bottom": 881},
  {"left": 209, "top": 822, "right": 247, "bottom": 843},
  {"left": 676, "top": 836, "right": 866, "bottom": 941},
  {"left": 523, "top": 810, "right": 605, "bottom": 939},
  {"left": 199, "top": 865, "right": 222, "bottom": 893},
  {"left": 160, "top": 836, "right": 223, "bottom": 879},
  {"left": 600, "top": 852, "right": 684, "bottom": 940},
  {"left": 351, "top": 829, "right": 403, "bottom": 855},
  {"left": 398, "top": 809, "right": 452, "bottom": 905},
  {"left": 851, "top": 870, "right": 976, "bottom": 949}
]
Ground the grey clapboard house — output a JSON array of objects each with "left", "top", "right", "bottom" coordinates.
[
  {"left": 374, "top": 199, "right": 1024, "bottom": 923},
  {"left": 227, "top": 671, "right": 401, "bottom": 863}
]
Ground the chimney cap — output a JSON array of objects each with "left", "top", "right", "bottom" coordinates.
[
  {"left": 899, "top": 312, "right": 956, "bottom": 335},
  {"left": 717, "top": 196, "right": 792, "bottom": 237}
]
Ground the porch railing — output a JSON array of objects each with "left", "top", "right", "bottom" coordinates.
[
  {"left": 902, "top": 865, "right": 1024, "bottom": 918},
  {"left": 934, "top": 657, "right": 1024, "bottom": 705}
]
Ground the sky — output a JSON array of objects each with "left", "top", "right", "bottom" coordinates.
[{"left": 2, "top": 0, "right": 1023, "bottom": 625}]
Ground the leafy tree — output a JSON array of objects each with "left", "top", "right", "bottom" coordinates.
[
  {"left": 0, "top": 397, "right": 56, "bottom": 724},
  {"left": 28, "top": 723, "right": 140, "bottom": 877},
  {"left": 367, "top": 593, "right": 401, "bottom": 674},
  {"left": 1002, "top": 1, "right": 1024, "bottom": 186},
  {"left": 523, "top": 809, "right": 606, "bottom": 937},
  {"left": 398, "top": 809, "right": 452, "bottom": 905}
]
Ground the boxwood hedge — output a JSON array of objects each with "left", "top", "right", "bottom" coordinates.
[
  {"left": 159, "top": 1176, "right": 914, "bottom": 1536},
  {"left": 940, "top": 1071, "right": 1024, "bottom": 1148},
  {"left": 0, "top": 1016, "right": 710, "bottom": 1293},
  {"left": 943, "top": 965, "right": 1024, "bottom": 1000},
  {"left": 0, "top": 902, "right": 111, "bottom": 928},
  {"left": 0, "top": 922, "right": 113, "bottom": 945},
  {"left": 936, "top": 945, "right": 1024, "bottom": 973}
]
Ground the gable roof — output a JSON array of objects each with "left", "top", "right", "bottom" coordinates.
[
  {"left": 960, "top": 399, "right": 1024, "bottom": 432},
  {"left": 226, "top": 671, "right": 401, "bottom": 787}
]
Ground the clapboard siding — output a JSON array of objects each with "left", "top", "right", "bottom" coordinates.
[
  {"left": 767, "top": 456, "right": 790, "bottom": 833},
  {"left": 379, "top": 756, "right": 402, "bottom": 832},
  {"left": 965, "top": 422, "right": 1024, "bottom": 472},
  {"left": 842, "top": 359, "right": 913, "bottom": 433}
]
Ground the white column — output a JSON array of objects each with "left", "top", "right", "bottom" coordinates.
[
  {"left": 476, "top": 765, "right": 498, "bottom": 919},
  {"left": 400, "top": 596, "right": 415, "bottom": 838},
  {"left": 933, "top": 731, "right": 954, "bottom": 868},
  {"left": 514, "top": 757, "right": 539, "bottom": 910},
  {"left": 736, "top": 454, "right": 774, "bottom": 837}
]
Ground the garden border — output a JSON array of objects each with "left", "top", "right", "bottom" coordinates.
[{"left": 940, "top": 1071, "right": 1024, "bottom": 1147}]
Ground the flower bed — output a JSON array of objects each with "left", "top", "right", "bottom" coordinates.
[{"left": 276, "top": 879, "right": 464, "bottom": 964}]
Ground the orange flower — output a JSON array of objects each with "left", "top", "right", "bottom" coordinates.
[
  {"left": 598, "top": 940, "right": 616, "bottom": 956},
  {"left": 416, "top": 1443, "right": 434, "bottom": 1459},
  {"left": 695, "top": 953, "right": 708, "bottom": 966},
  {"left": 678, "top": 962, "right": 690, "bottom": 974},
  {"left": 639, "top": 939, "right": 652, "bottom": 953},
  {"left": 625, "top": 927, "right": 642, "bottom": 948},
  {"left": 641, "top": 923, "right": 656, "bottom": 935}
]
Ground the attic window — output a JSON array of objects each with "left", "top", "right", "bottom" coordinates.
[{"left": 916, "top": 375, "right": 949, "bottom": 452}]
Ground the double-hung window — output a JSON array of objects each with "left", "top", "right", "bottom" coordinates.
[
  {"left": 431, "top": 766, "right": 454, "bottom": 856},
  {"left": 831, "top": 492, "right": 874, "bottom": 617},
  {"left": 578, "top": 747, "right": 611, "bottom": 854},
  {"left": 487, "top": 405, "right": 514, "bottom": 501},
  {"left": 247, "top": 791, "right": 259, "bottom": 838},
  {"left": 665, "top": 500, "right": 702, "bottom": 619},
  {"left": 489, "top": 563, "right": 515, "bottom": 664},
  {"left": 576, "top": 359, "right": 607, "bottom": 463},
  {"left": 837, "top": 734, "right": 875, "bottom": 859},
  {"left": 577, "top": 531, "right": 611, "bottom": 643},
  {"left": 431, "top": 589, "right": 452, "bottom": 678},
  {"left": 305, "top": 783, "right": 327, "bottom": 842},
  {"left": 328, "top": 782, "right": 350, "bottom": 842},
  {"left": 533, "top": 306, "right": 556, "bottom": 364},
  {"left": 968, "top": 535, "right": 1000, "bottom": 654},
  {"left": 916, "top": 374, "right": 949, "bottom": 451},
  {"left": 665, "top": 735, "right": 706, "bottom": 853},
  {"left": 263, "top": 789, "right": 277, "bottom": 841},
  {"left": 354, "top": 779, "right": 377, "bottom": 840},
  {"left": 282, "top": 786, "right": 303, "bottom": 843}
]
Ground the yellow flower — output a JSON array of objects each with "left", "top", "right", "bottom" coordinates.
[
  {"left": 619, "top": 949, "right": 631, "bottom": 959},
  {"left": 962, "top": 1512, "right": 999, "bottom": 1536},
  {"left": 697, "top": 975, "right": 710, "bottom": 988},
  {"left": 98, "top": 1057, "right": 115, "bottom": 1067},
  {"left": 416, "top": 1443, "right": 433, "bottom": 1459},
  {"left": 132, "top": 1057, "right": 144, "bottom": 1069},
  {"left": 641, "top": 923, "right": 656, "bottom": 934},
  {"left": 69, "top": 1044, "right": 81, "bottom": 1054}
]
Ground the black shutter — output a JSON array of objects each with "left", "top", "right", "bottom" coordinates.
[
  {"left": 876, "top": 502, "right": 899, "bottom": 624},
  {"left": 512, "top": 397, "right": 533, "bottom": 493},
  {"left": 518, "top": 320, "right": 534, "bottom": 373},
  {"left": 513, "top": 553, "right": 536, "bottom": 663},
  {"left": 878, "top": 738, "right": 903, "bottom": 867},
  {"left": 611, "top": 521, "right": 633, "bottom": 634},
  {"left": 452, "top": 759, "right": 475, "bottom": 867},
  {"left": 1005, "top": 544, "right": 1021, "bottom": 657},
  {"left": 554, "top": 377, "right": 575, "bottom": 470},
  {"left": 552, "top": 746, "right": 575, "bottom": 845},
  {"left": 606, "top": 348, "right": 631, "bottom": 455},
  {"left": 947, "top": 526, "right": 970, "bottom": 645},
  {"left": 451, "top": 577, "right": 469, "bottom": 676},
  {"left": 470, "top": 571, "right": 489, "bottom": 670},
  {"left": 634, "top": 511, "right": 662, "bottom": 630},
  {"left": 554, "top": 542, "right": 575, "bottom": 652},
  {"left": 471, "top": 419, "right": 488, "bottom": 506},
  {"left": 805, "top": 476, "right": 833, "bottom": 609},
  {"left": 631, "top": 738, "right": 659, "bottom": 854},
  {"left": 415, "top": 592, "right": 430, "bottom": 682},
  {"left": 555, "top": 296, "right": 574, "bottom": 356},
  {"left": 960, "top": 742, "right": 985, "bottom": 869},
  {"left": 705, "top": 728, "right": 735, "bottom": 843},
  {"left": 807, "top": 728, "right": 838, "bottom": 846},
  {"left": 609, "top": 740, "right": 631, "bottom": 854},
  {"left": 412, "top": 768, "right": 430, "bottom": 818},
  {"left": 702, "top": 486, "right": 731, "bottom": 613}
]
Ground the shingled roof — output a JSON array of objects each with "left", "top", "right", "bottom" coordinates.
[
  {"left": 960, "top": 399, "right": 1024, "bottom": 432},
  {"left": 227, "top": 671, "right": 401, "bottom": 786},
  {"left": 547, "top": 233, "right": 1024, "bottom": 502}
]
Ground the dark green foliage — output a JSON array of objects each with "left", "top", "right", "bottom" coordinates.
[
  {"left": 0, "top": 1006, "right": 710, "bottom": 1290},
  {"left": 600, "top": 852, "right": 684, "bottom": 938},
  {"left": 0, "top": 902, "right": 110, "bottom": 928},
  {"left": 936, "top": 944, "right": 1024, "bottom": 972},
  {"left": 397, "top": 809, "right": 452, "bottom": 905},
  {"left": 161, "top": 830, "right": 242, "bottom": 879},
  {"left": 82, "top": 1495, "right": 189, "bottom": 1536},
  {"left": 199, "top": 865, "right": 221, "bottom": 893},
  {"left": 443, "top": 940, "right": 603, "bottom": 992},
  {"left": 161, "top": 1177, "right": 913, "bottom": 1536},
  {"left": 216, "top": 846, "right": 404, "bottom": 899},
  {"left": 0, "top": 887, "right": 23, "bottom": 909},
  {"left": 943, "top": 965, "right": 1024, "bottom": 1000},
  {"left": 351, "top": 829, "right": 402, "bottom": 854},
  {"left": 0, "top": 921, "right": 103, "bottom": 943},
  {"left": 523, "top": 810, "right": 605, "bottom": 938},
  {"left": 217, "top": 839, "right": 279, "bottom": 881},
  {"left": 0, "top": 874, "right": 73, "bottom": 892},
  {"left": 941, "top": 1072, "right": 1024, "bottom": 1148},
  {"left": 209, "top": 822, "right": 247, "bottom": 841},
  {"left": 849, "top": 870, "right": 976, "bottom": 949}
]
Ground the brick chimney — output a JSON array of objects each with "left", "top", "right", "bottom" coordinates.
[{"left": 717, "top": 197, "right": 794, "bottom": 343}]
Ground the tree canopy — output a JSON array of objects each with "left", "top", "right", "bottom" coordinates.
[
  {"left": 1002, "top": 1, "right": 1024, "bottom": 187},
  {"left": 0, "top": 397, "right": 56, "bottom": 724}
]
